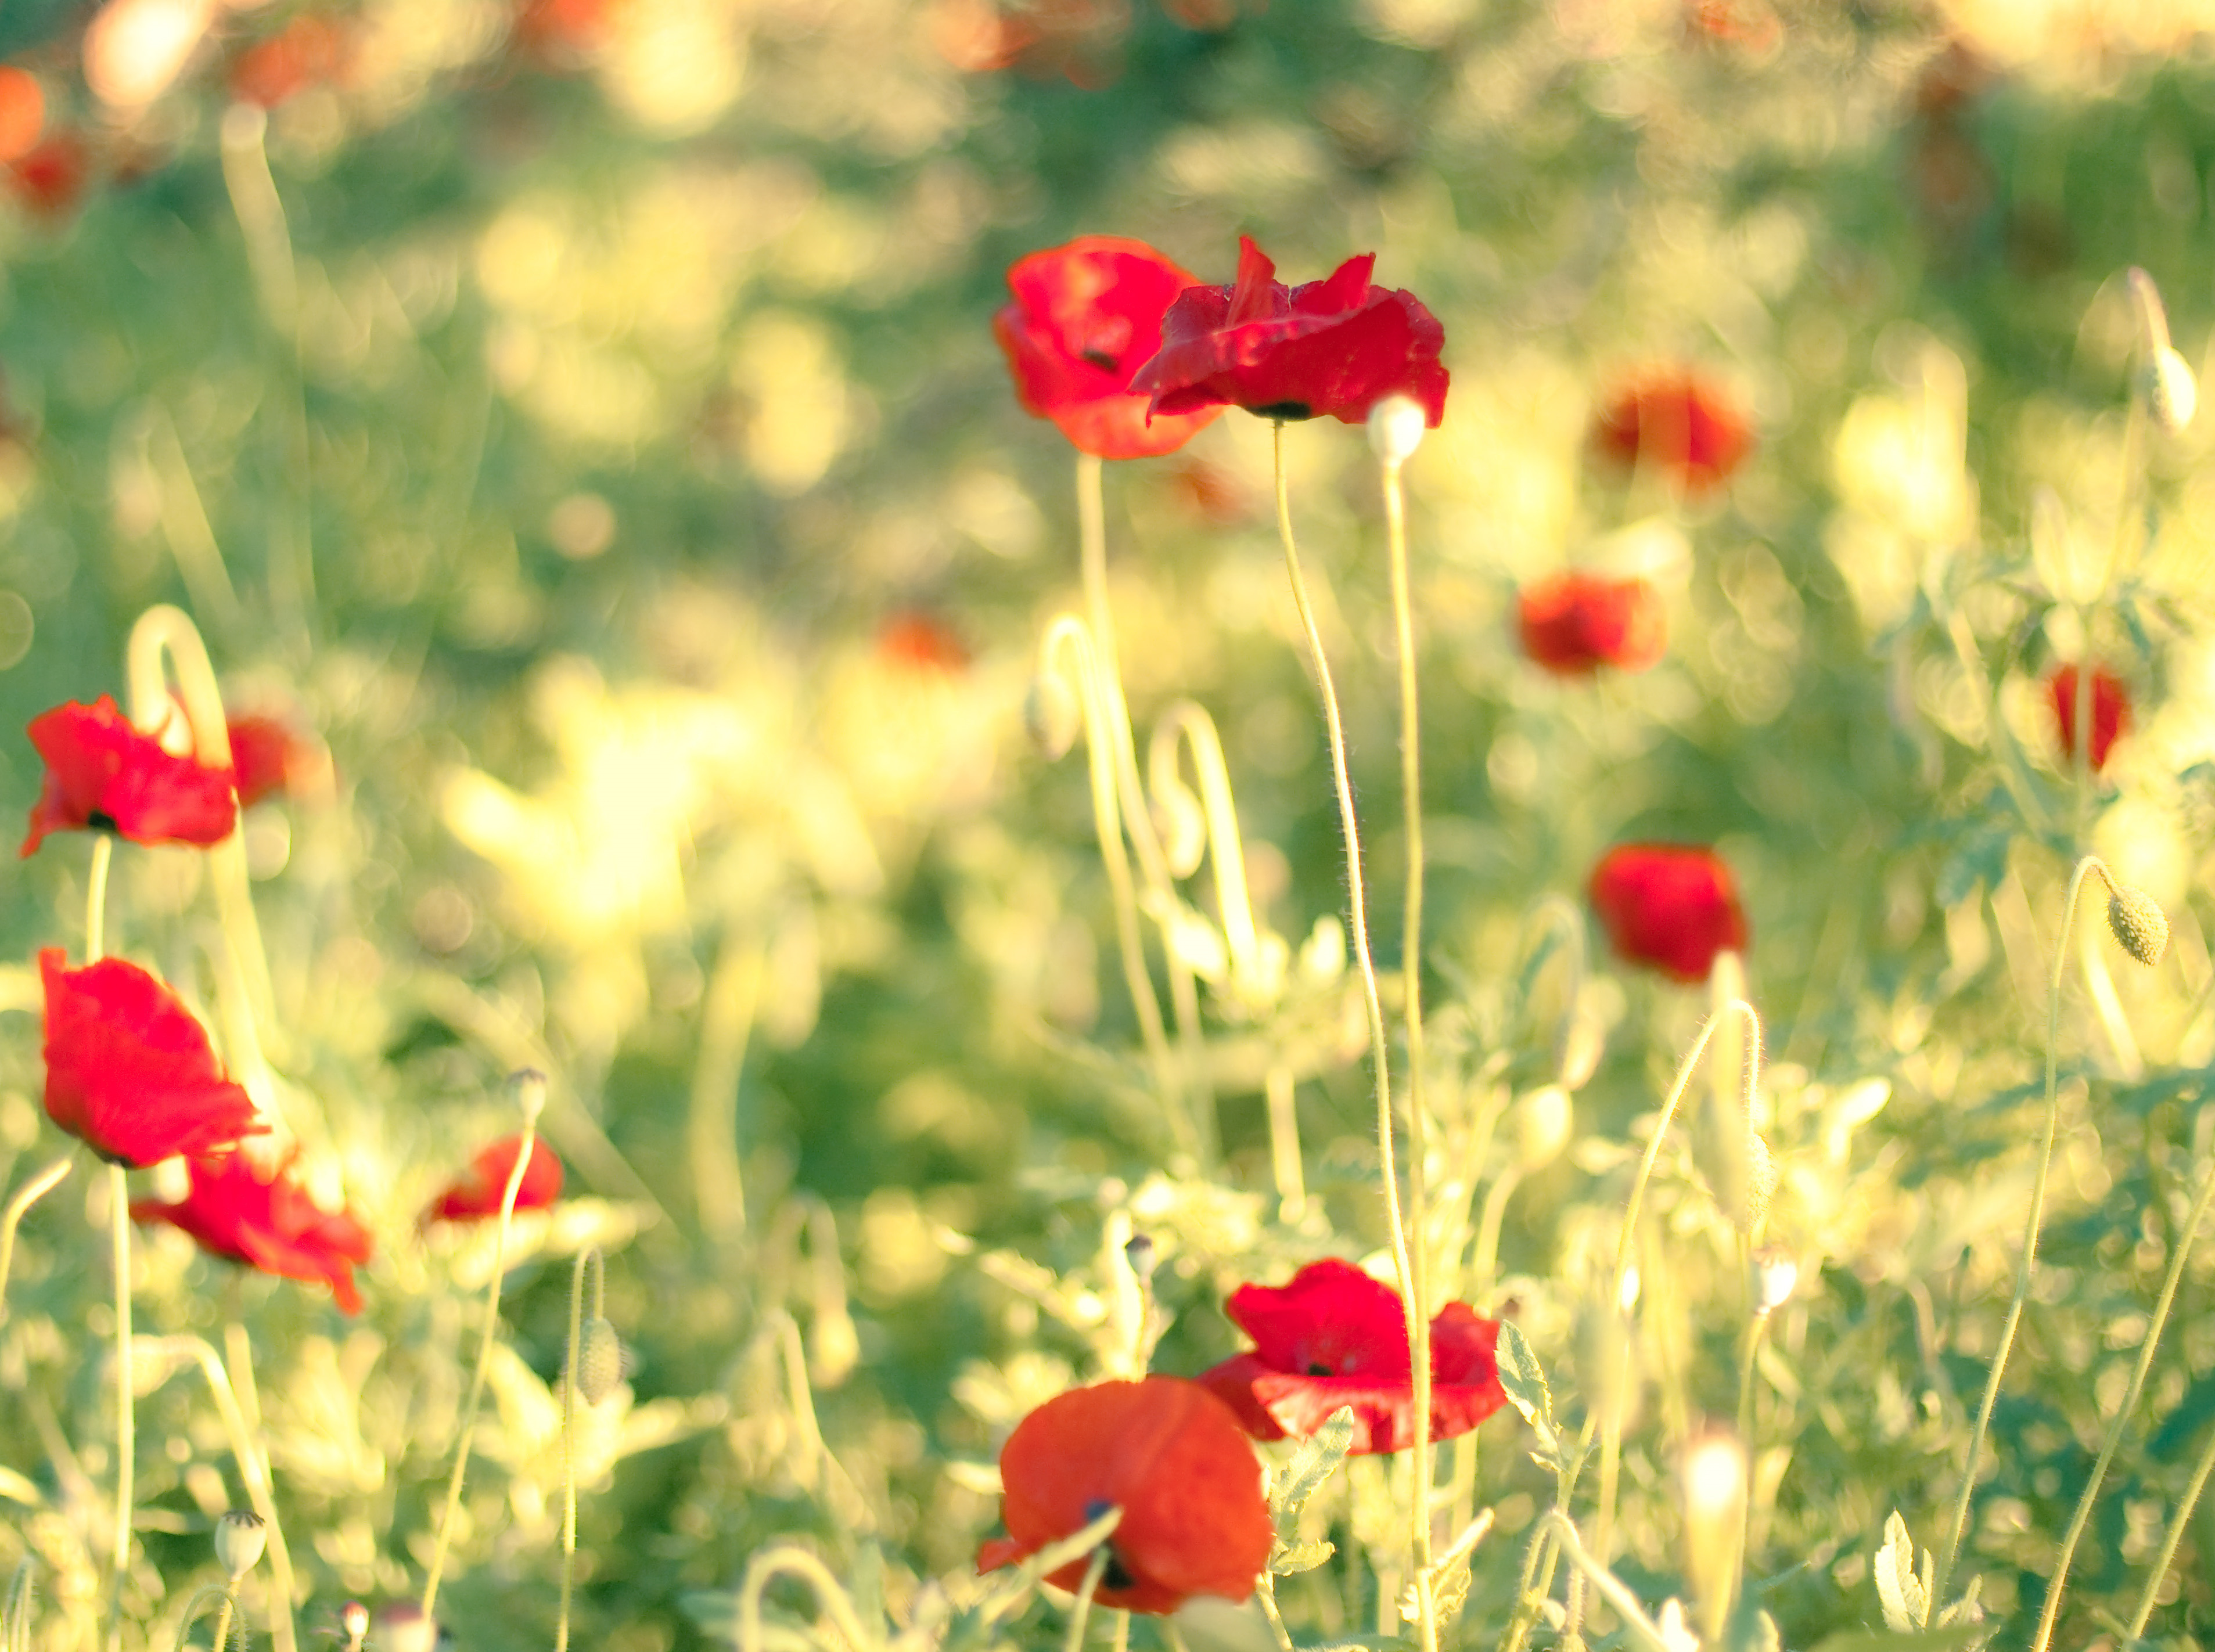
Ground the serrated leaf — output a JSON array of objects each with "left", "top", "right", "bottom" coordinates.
[
  {"left": 1494, "top": 1322, "right": 1555, "bottom": 1446},
  {"left": 1270, "top": 1539, "right": 1334, "bottom": 1575},
  {"left": 1872, "top": 1513, "right": 1928, "bottom": 1634},
  {"left": 1270, "top": 1406, "right": 1356, "bottom": 1535}
]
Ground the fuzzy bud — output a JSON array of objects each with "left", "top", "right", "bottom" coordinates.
[
  {"left": 213, "top": 1510, "right": 267, "bottom": 1578},
  {"left": 2142, "top": 346, "right": 2198, "bottom": 436},
  {"left": 1367, "top": 394, "right": 1428, "bottom": 466},
  {"left": 510, "top": 1068, "right": 548, "bottom": 1126},
  {"left": 1024, "top": 673, "right": 1080, "bottom": 761},
  {"left": 2108, "top": 884, "right": 2170, "bottom": 967},
  {"left": 1742, "top": 1133, "right": 1779, "bottom": 1234},
  {"left": 577, "top": 1316, "right": 624, "bottom": 1406}
]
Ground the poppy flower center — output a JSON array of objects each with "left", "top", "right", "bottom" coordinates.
[
  {"left": 1254, "top": 401, "right": 1315, "bottom": 422},
  {"left": 1306, "top": 1362, "right": 1332, "bottom": 1376},
  {"left": 1081, "top": 1499, "right": 1138, "bottom": 1592}
]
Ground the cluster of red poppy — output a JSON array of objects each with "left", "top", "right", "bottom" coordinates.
[
  {"left": 20, "top": 697, "right": 562, "bottom": 1312},
  {"left": 977, "top": 1259, "right": 1508, "bottom": 1614}
]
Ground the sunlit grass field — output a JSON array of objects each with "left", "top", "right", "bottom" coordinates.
[{"left": 10, "top": 3, "right": 2215, "bottom": 1651}]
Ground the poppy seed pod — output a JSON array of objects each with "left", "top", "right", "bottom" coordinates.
[
  {"left": 512, "top": 1068, "right": 548, "bottom": 1126},
  {"left": 577, "top": 1315, "right": 624, "bottom": 1405},
  {"left": 2142, "top": 345, "right": 2198, "bottom": 436},
  {"left": 2108, "top": 884, "right": 2170, "bottom": 967},
  {"left": 214, "top": 1509, "right": 267, "bottom": 1577},
  {"left": 1024, "top": 672, "right": 1080, "bottom": 761}
]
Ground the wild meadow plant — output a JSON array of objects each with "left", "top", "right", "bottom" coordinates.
[{"left": 9, "top": 7, "right": 2215, "bottom": 1652}]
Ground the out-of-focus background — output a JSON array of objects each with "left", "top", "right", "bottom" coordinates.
[{"left": 10, "top": 1, "right": 2215, "bottom": 1647}]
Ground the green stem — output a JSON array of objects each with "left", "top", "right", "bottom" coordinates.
[
  {"left": 2128, "top": 1404, "right": 2215, "bottom": 1637},
  {"left": 211, "top": 1588, "right": 238, "bottom": 1652},
  {"left": 1381, "top": 447, "right": 1437, "bottom": 1652},
  {"left": 1061, "top": 1546, "right": 1110, "bottom": 1652},
  {"left": 557, "top": 1248, "right": 605, "bottom": 1652},
  {"left": 109, "top": 1162, "right": 134, "bottom": 1652},
  {"left": 86, "top": 835, "right": 113, "bottom": 963},
  {"left": 421, "top": 1101, "right": 542, "bottom": 1619},
  {"left": 1933, "top": 855, "right": 2115, "bottom": 1608},
  {"left": 1271, "top": 418, "right": 1418, "bottom": 1488},
  {"left": 0, "top": 1157, "right": 73, "bottom": 1327},
  {"left": 2031, "top": 1129, "right": 2215, "bottom": 1652}
]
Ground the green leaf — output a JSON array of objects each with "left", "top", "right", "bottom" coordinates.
[
  {"left": 1872, "top": 1511, "right": 1927, "bottom": 1632},
  {"left": 1495, "top": 1322, "right": 1556, "bottom": 1448},
  {"left": 1271, "top": 1539, "right": 1335, "bottom": 1576},
  {"left": 1270, "top": 1406, "right": 1357, "bottom": 1536}
]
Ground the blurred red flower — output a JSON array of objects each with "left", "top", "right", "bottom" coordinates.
[
  {"left": 1589, "top": 843, "right": 1747, "bottom": 984},
  {"left": 1131, "top": 236, "right": 1449, "bottom": 427},
  {"left": 976, "top": 1376, "right": 1271, "bottom": 1614},
  {"left": 8, "top": 132, "right": 87, "bottom": 222},
  {"left": 21, "top": 697, "right": 238, "bottom": 858},
  {"left": 2048, "top": 664, "right": 2130, "bottom": 773},
  {"left": 229, "top": 16, "right": 350, "bottom": 109},
  {"left": 134, "top": 1152, "right": 372, "bottom": 1313},
  {"left": 0, "top": 67, "right": 44, "bottom": 163},
  {"left": 995, "top": 237, "right": 1222, "bottom": 460},
  {"left": 1519, "top": 571, "right": 1666, "bottom": 674},
  {"left": 425, "top": 1133, "right": 564, "bottom": 1222},
  {"left": 877, "top": 613, "right": 970, "bottom": 675},
  {"left": 41, "top": 949, "right": 265, "bottom": 1168},
  {"left": 227, "top": 714, "right": 332, "bottom": 807},
  {"left": 1196, "top": 1258, "right": 1505, "bottom": 1455},
  {"left": 1592, "top": 370, "right": 1750, "bottom": 494}
]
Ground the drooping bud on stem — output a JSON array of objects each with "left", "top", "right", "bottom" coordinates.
[
  {"left": 2106, "top": 881, "right": 2170, "bottom": 967},
  {"left": 577, "top": 1317, "right": 624, "bottom": 1406}
]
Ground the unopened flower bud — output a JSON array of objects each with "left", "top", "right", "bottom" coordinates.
[
  {"left": 1123, "top": 1233, "right": 1157, "bottom": 1283},
  {"left": 1152, "top": 778, "right": 1206, "bottom": 881},
  {"left": 577, "top": 1316, "right": 624, "bottom": 1406},
  {"left": 2109, "top": 884, "right": 2170, "bottom": 967},
  {"left": 373, "top": 1603, "right": 440, "bottom": 1652},
  {"left": 2142, "top": 347, "right": 2198, "bottom": 434},
  {"left": 1740, "top": 1133, "right": 1778, "bottom": 1234},
  {"left": 1367, "top": 394, "right": 1428, "bottom": 466},
  {"left": 1753, "top": 1248, "right": 1799, "bottom": 1315},
  {"left": 1024, "top": 673, "right": 1080, "bottom": 761},
  {"left": 1680, "top": 1427, "right": 1748, "bottom": 1642},
  {"left": 340, "top": 1602, "right": 371, "bottom": 1651},
  {"left": 214, "top": 1509, "right": 267, "bottom": 1578},
  {"left": 510, "top": 1068, "right": 548, "bottom": 1126},
  {"left": 1513, "top": 1085, "right": 1573, "bottom": 1171}
]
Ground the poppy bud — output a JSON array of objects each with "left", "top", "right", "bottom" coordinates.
[
  {"left": 1025, "top": 672, "right": 1080, "bottom": 761},
  {"left": 1753, "top": 1248, "right": 1799, "bottom": 1315},
  {"left": 2142, "top": 345, "right": 2198, "bottom": 436},
  {"left": 214, "top": 1509, "right": 267, "bottom": 1578},
  {"left": 2108, "top": 884, "right": 2169, "bottom": 967},
  {"left": 1367, "top": 394, "right": 1428, "bottom": 466},
  {"left": 340, "top": 1602, "right": 370, "bottom": 1651},
  {"left": 1124, "top": 1233, "right": 1157, "bottom": 1283},
  {"left": 577, "top": 1315, "right": 624, "bottom": 1405},
  {"left": 1742, "top": 1133, "right": 1778, "bottom": 1234}
]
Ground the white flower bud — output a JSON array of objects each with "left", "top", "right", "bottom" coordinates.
[
  {"left": 341, "top": 1602, "right": 371, "bottom": 1651},
  {"left": 577, "top": 1316, "right": 624, "bottom": 1406},
  {"left": 214, "top": 1509, "right": 267, "bottom": 1578},
  {"left": 1367, "top": 394, "right": 1428, "bottom": 466},
  {"left": 1754, "top": 1248, "right": 1799, "bottom": 1315},
  {"left": 2142, "top": 345, "right": 2198, "bottom": 435}
]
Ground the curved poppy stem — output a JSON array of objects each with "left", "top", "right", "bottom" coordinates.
[
  {"left": 1933, "top": 855, "right": 2118, "bottom": 1610},
  {"left": 421, "top": 1072, "right": 545, "bottom": 1621},
  {"left": 1274, "top": 419, "right": 1425, "bottom": 1613},
  {"left": 556, "top": 1246, "right": 606, "bottom": 1652},
  {"left": 1038, "top": 617, "right": 1188, "bottom": 1153},
  {"left": 107, "top": 1162, "right": 134, "bottom": 1652},
  {"left": 124, "top": 604, "right": 274, "bottom": 1034},
  {"left": 1148, "top": 701, "right": 1264, "bottom": 996},
  {"left": 2031, "top": 1120, "right": 2215, "bottom": 1652},
  {"left": 1076, "top": 455, "right": 1213, "bottom": 1159},
  {"left": 0, "top": 1157, "right": 72, "bottom": 1329},
  {"left": 735, "top": 1546, "right": 875, "bottom": 1652}
]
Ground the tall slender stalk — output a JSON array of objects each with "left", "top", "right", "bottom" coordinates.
[
  {"left": 2129, "top": 1405, "right": 2215, "bottom": 1637},
  {"left": 421, "top": 1074, "right": 545, "bottom": 1619},
  {"left": 1270, "top": 419, "right": 1422, "bottom": 1638},
  {"left": 86, "top": 836, "right": 113, "bottom": 964},
  {"left": 557, "top": 1248, "right": 607, "bottom": 1652},
  {"left": 1379, "top": 434, "right": 1437, "bottom": 1652},
  {"left": 2031, "top": 1128, "right": 2215, "bottom": 1652},
  {"left": 1933, "top": 855, "right": 2125, "bottom": 1607},
  {"left": 107, "top": 1161, "right": 134, "bottom": 1652},
  {"left": 0, "top": 1158, "right": 73, "bottom": 1326}
]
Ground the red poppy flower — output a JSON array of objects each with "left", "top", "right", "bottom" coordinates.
[
  {"left": 877, "top": 613, "right": 970, "bottom": 675},
  {"left": 976, "top": 1376, "right": 1271, "bottom": 1615},
  {"left": 40, "top": 949, "right": 264, "bottom": 1168},
  {"left": 1592, "top": 370, "right": 1751, "bottom": 494},
  {"left": 8, "top": 132, "right": 87, "bottom": 223},
  {"left": 995, "top": 237, "right": 1222, "bottom": 460},
  {"left": 133, "top": 1152, "right": 372, "bottom": 1313},
  {"left": 0, "top": 67, "right": 44, "bottom": 164},
  {"left": 1131, "top": 237, "right": 1449, "bottom": 428},
  {"left": 1588, "top": 843, "right": 1748, "bottom": 984},
  {"left": 425, "top": 1133, "right": 564, "bottom": 1222},
  {"left": 1519, "top": 571, "right": 1667, "bottom": 674},
  {"left": 229, "top": 16, "right": 349, "bottom": 109},
  {"left": 21, "top": 697, "right": 238, "bottom": 858},
  {"left": 2048, "top": 664, "right": 2130, "bottom": 773},
  {"left": 1196, "top": 1258, "right": 1506, "bottom": 1456},
  {"left": 226, "top": 714, "right": 331, "bottom": 807}
]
